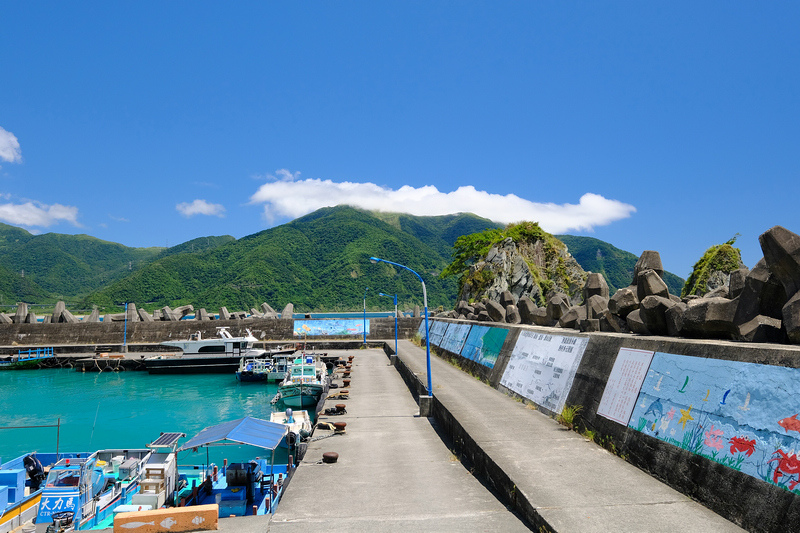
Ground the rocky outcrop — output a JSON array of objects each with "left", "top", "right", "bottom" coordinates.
[
  {"left": 458, "top": 236, "right": 587, "bottom": 308},
  {"left": 447, "top": 226, "right": 800, "bottom": 346}
]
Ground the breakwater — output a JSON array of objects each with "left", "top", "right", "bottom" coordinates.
[
  {"left": 409, "top": 318, "right": 799, "bottom": 533},
  {"left": 0, "top": 317, "right": 421, "bottom": 353}
]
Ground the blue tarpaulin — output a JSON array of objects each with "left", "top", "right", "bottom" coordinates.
[{"left": 178, "top": 416, "right": 288, "bottom": 451}]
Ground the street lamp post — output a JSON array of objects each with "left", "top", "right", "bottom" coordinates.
[
  {"left": 370, "top": 257, "right": 432, "bottom": 397},
  {"left": 363, "top": 287, "right": 369, "bottom": 345},
  {"left": 378, "top": 292, "right": 398, "bottom": 356}
]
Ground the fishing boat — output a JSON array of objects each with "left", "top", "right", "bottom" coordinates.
[
  {"left": 0, "top": 453, "right": 47, "bottom": 533},
  {"left": 34, "top": 447, "right": 152, "bottom": 533},
  {"left": 145, "top": 328, "right": 268, "bottom": 374},
  {"left": 272, "top": 354, "right": 329, "bottom": 409},
  {"left": 235, "top": 357, "right": 273, "bottom": 382},
  {"left": 269, "top": 409, "right": 313, "bottom": 441},
  {"left": 173, "top": 417, "right": 290, "bottom": 517},
  {"left": 266, "top": 354, "right": 291, "bottom": 382},
  {"left": 0, "top": 348, "right": 55, "bottom": 370}
]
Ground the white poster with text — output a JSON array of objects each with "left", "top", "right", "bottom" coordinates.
[
  {"left": 500, "top": 331, "right": 588, "bottom": 413},
  {"left": 597, "top": 347, "right": 655, "bottom": 425}
]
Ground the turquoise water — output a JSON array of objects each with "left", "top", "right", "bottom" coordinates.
[{"left": 0, "top": 369, "right": 284, "bottom": 465}]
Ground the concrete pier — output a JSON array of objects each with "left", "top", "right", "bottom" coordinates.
[{"left": 259, "top": 343, "right": 744, "bottom": 532}]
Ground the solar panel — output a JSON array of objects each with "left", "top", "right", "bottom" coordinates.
[{"left": 148, "top": 432, "right": 185, "bottom": 448}]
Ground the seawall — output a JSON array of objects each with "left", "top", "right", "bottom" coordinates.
[
  {"left": 0, "top": 317, "right": 421, "bottom": 353},
  {"left": 409, "top": 318, "right": 800, "bottom": 532}
]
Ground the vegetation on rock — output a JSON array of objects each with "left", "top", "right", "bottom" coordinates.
[
  {"left": 681, "top": 238, "right": 744, "bottom": 297},
  {"left": 441, "top": 221, "right": 581, "bottom": 305}
]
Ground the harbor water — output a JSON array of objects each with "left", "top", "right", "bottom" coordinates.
[{"left": 0, "top": 369, "right": 285, "bottom": 465}]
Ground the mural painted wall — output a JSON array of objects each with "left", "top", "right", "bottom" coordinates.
[
  {"left": 460, "top": 325, "right": 508, "bottom": 369},
  {"left": 293, "top": 319, "right": 367, "bottom": 336},
  {"left": 428, "top": 320, "right": 449, "bottom": 346},
  {"left": 627, "top": 352, "right": 800, "bottom": 495},
  {"left": 500, "top": 331, "right": 589, "bottom": 413},
  {"left": 439, "top": 322, "right": 471, "bottom": 355}
]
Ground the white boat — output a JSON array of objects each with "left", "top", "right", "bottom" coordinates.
[
  {"left": 269, "top": 408, "right": 313, "bottom": 439},
  {"left": 267, "top": 354, "right": 291, "bottom": 382},
  {"left": 146, "top": 328, "right": 268, "bottom": 374},
  {"left": 236, "top": 357, "right": 273, "bottom": 382},
  {"left": 160, "top": 327, "right": 267, "bottom": 358}
]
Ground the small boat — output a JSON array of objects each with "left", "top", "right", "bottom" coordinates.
[
  {"left": 272, "top": 354, "right": 329, "bottom": 409},
  {"left": 0, "top": 348, "right": 55, "bottom": 371},
  {"left": 266, "top": 354, "right": 291, "bottom": 382},
  {"left": 0, "top": 453, "right": 49, "bottom": 533},
  {"left": 269, "top": 409, "right": 313, "bottom": 442},
  {"left": 174, "top": 417, "right": 290, "bottom": 517},
  {"left": 145, "top": 328, "right": 268, "bottom": 374},
  {"left": 34, "top": 447, "right": 152, "bottom": 533},
  {"left": 235, "top": 357, "right": 273, "bottom": 382}
]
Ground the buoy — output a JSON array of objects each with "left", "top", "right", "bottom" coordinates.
[{"left": 322, "top": 452, "right": 339, "bottom": 463}]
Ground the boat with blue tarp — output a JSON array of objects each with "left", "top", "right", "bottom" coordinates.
[{"left": 173, "top": 417, "right": 291, "bottom": 517}]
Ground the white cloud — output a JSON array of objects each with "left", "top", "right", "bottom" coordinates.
[
  {"left": 0, "top": 201, "right": 79, "bottom": 227},
  {"left": 249, "top": 170, "right": 636, "bottom": 233},
  {"left": 176, "top": 199, "right": 226, "bottom": 218},
  {"left": 0, "top": 127, "right": 22, "bottom": 164}
]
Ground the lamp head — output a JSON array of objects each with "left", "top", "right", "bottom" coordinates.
[{"left": 370, "top": 257, "right": 380, "bottom": 264}]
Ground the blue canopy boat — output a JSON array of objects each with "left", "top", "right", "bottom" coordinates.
[{"left": 175, "top": 417, "right": 290, "bottom": 517}]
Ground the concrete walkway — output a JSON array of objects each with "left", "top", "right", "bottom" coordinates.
[
  {"left": 267, "top": 347, "right": 530, "bottom": 532},
  {"left": 219, "top": 342, "right": 747, "bottom": 533},
  {"left": 391, "top": 340, "right": 745, "bottom": 533}
]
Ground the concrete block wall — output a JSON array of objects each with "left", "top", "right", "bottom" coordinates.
[
  {"left": 426, "top": 318, "right": 800, "bottom": 533},
  {"left": 0, "top": 317, "right": 422, "bottom": 352}
]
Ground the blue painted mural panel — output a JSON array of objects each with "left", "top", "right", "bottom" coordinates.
[
  {"left": 629, "top": 352, "right": 800, "bottom": 494},
  {"left": 439, "top": 323, "right": 471, "bottom": 354},
  {"left": 428, "top": 320, "right": 449, "bottom": 346},
  {"left": 460, "top": 326, "right": 508, "bottom": 368},
  {"left": 293, "top": 319, "right": 367, "bottom": 336}
]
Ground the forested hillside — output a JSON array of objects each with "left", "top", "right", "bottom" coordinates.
[
  {"left": 557, "top": 235, "right": 685, "bottom": 295},
  {"left": 82, "top": 207, "right": 498, "bottom": 312},
  {"left": 0, "top": 211, "right": 685, "bottom": 313}
]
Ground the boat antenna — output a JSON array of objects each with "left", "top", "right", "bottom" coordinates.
[{"left": 88, "top": 402, "right": 100, "bottom": 447}]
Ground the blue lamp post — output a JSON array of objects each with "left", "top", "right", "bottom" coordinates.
[
  {"left": 363, "top": 286, "right": 369, "bottom": 345},
  {"left": 370, "top": 257, "right": 432, "bottom": 397},
  {"left": 378, "top": 292, "right": 398, "bottom": 356}
]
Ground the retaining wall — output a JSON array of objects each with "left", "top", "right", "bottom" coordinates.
[
  {"left": 420, "top": 318, "right": 800, "bottom": 533},
  {"left": 0, "top": 317, "right": 421, "bottom": 353}
]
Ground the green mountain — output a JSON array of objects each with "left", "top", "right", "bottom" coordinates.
[
  {"left": 82, "top": 207, "right": 499, "bottom": 312},
  {"left": 557, "top": 235, "right": 685, "bottom": 295},
  {"left": 0, "top": 224, "right": 166, "bottom": 303},
  {"left": 0, "top": 211, "right": 686, "bottom": 312}
]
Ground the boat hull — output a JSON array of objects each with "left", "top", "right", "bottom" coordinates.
[
  {"left": 236, "top": 371, "right": 268, "bottom": 382},
  {"left": 278, "top": 384, "right": 324, "bottom": 409},
  {"left": 145, "top": 356, "right": 241, "bottom": 374}
]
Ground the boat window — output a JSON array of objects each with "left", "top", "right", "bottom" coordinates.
[
  {"left": 197, "top": 346, "right": 225, "bottom": 353},
  {"left": 303, "top": 367, "right": 315, "bottom": 376},
  {"left": 46, "top": 469, "right": 80, "bottom": 488}
]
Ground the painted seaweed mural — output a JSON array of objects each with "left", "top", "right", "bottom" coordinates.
[{"left": 628, "top": 352, "right": 800, "bottom": 494}]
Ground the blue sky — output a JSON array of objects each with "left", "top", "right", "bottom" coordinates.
[{"left": 1, "top": 2, "right": 798, "bottom": 279}]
